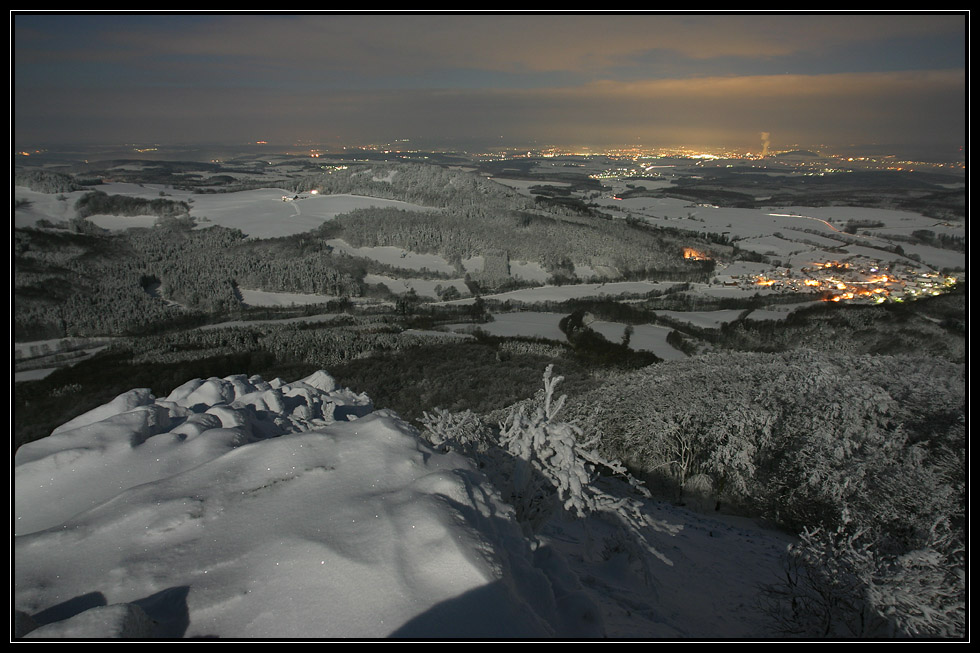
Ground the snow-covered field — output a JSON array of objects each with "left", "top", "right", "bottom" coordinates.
[
  {"left": 364, "top": 274, "right": 469, "bottom": 299},
  {"left": 238, "top": 288, "right": 339, "bottom": 307},
  {"left": 13, "top": 370, "right": 792, "bottom": 639},
  {"left": 14, "top": 183, "right": 435, "bottom": 241},
  {"left": 15, "top": 188, "right": 84, "bottom": 228},
  {"left": 325, "top": 239, "right": 457, "bottom": 275},
  {"left": 190, "top": 191, "right": 433, "bottom": 240},
  {"left": 194, "top": 314, "right": 350, "bottom": 331},
  {"left": 597, "top": 196, "right": 965, "bottom": 272},
  {"left": 444, "top": 281, "right": 683, "bottom": 306},
  {"left": 486, "top": 177, "right": 570, "bottom": 196},
  {"left": 650, "top": 309, "right": 747, "bottom": 330},
  {"left": 449, "top": 312, "right": 567, "bottom": 342},
  {"left": 591, "top": 320, "right": 686, "bottom": 361},
  {"left": 443, "top": 305, "right": 806, "bottom": 360},
  {"left": 13, "top": 337, "right": 118, "bottom": 383},
  {"left": 12, "top": 368, "right": 59, "bottom": 382},
  {"left": 445, "top": 312, "right": 688, "bottom": 361},
  {"left": 507, "top": 260, "right": 550, "bottom": 283}
]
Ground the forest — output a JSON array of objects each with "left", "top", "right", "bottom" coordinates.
[
  {"left": 15, "top": 220, "right": 376, "bottom": 340},
  {"left": 14, "top": 162, "right": 722, "bottom": 341}
]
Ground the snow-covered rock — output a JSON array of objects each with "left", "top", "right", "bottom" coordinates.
[
  {"left": 50, "top": 387, "right": 156, "bottom": 435},
  {"left": 13, "top": 371, "right": 563, "bottom": 638}
]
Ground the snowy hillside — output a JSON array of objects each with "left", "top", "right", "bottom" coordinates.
[{"left": 13, "top": 370, "right": 793, "bottom": 640}]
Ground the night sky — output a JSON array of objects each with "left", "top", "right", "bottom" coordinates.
[{"left": 12, "top": 12, "right": 968, "bottom": 154}]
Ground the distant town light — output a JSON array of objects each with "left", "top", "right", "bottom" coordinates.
[{"left": 683, "top": 247, "right": 710, "bottom": 261}]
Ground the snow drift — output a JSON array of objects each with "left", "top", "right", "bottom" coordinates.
[{"left": 13, "top": 371, "right": 573, "bottom": 639}]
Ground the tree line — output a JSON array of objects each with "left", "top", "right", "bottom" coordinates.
[{"left": 74, "top": 190, "right": 191, "bottom": 219}]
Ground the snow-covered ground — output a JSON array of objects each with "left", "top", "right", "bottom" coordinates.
[
  {"left": 13, "top": 183, "right": 435, "bottom": 241},
  {"left": 238, "top": 288, "right": 340, "bottom": 307},
  {"left": 487, "top": 178, "right": 571, "bottom": 196},
  {"left": 443, "top": 281, "right": 683, "bottom": 306},
  {"left": 650, "top": 309, "right": 747, "bottom": 330},
  {"left": 597, "top": 196, "right": 965, "bottom": 272},
  {"left": 189, "top": 191, "right": 433, "bottom": 240},
  {"left": 12, "top": 367, "right": 59, "bottom": 382},
  {"left": 13, "top": 370, "right": 793, "bottom": 640},
  {"left": 449, "top": 311, "right": 689, "bottom": 361},
  {"left": 364, "top": 274, "right": 469, "bottom": 300},
  {"left": 442, "top": 307, "right": 802, "bottom": 361},
  {"left": 13, "top": 337, "right": 118, "bottom": 383},
  {"left": 325, "top": 239, "right": 457, "bottom": 275}
]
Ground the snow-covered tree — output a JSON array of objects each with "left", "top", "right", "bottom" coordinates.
[
  {"left": 762, "top": 517, "right": 965, "bottom": 638},
  {"left": 497, "top": 365, "right": 595, "bottom": 527},
  {"left": 422, "top": 367, "right": 663, "bottom": 561}
]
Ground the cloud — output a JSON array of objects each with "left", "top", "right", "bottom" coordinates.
[
  {"left": 15, "top": 13, "right": 966, "bottom": 84},
  {"left": 12, "top": 13, "right": 966, "bottom": 148},
  {"left": 15, "top": 65, "right": 963, "bottom": 150}
]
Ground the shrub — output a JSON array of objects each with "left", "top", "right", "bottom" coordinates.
[{"left": 422, "top": 365, "right": 673, "bottom": 579}]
